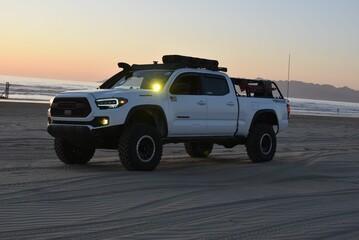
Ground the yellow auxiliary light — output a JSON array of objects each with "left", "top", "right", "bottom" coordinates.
[{"left": 152, "top": 83, "right": 162, "bottom": 92}]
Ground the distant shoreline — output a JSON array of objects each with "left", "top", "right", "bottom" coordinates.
[{"left": 0, "top": 98, "right": 48, "bottom": 104}]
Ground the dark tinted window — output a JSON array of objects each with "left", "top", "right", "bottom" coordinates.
[
  {"left": 202, "top": 75, "right": 229, "bottom": 96},
  {"left": 170, "top": 74, "right": 203, "bottom": 95}
]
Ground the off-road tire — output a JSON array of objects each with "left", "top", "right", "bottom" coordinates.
[
  {"left": 54, "top": 138, "right": 95, "bottom": 165},
  {"left": 118, "top": 124, "right": 162, "bottom": 171},
  {"left": 185, "top": 142, "right": 213, "bottom": 158},
  {"left": 246, "top": 124, "right": 276, "bottom": 163}
]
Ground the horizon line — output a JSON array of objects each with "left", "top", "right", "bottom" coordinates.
[{"left": 0, "top": 73, "right": 358, "bottom": 92}]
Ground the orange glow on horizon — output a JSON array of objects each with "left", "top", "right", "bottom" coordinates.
[{"left": 0, "top": 1, "right": 358, "bottom": 90}]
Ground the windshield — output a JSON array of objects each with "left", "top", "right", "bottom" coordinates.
[{"left": 112, "top": 70, "right": 173, "bottom": 90}]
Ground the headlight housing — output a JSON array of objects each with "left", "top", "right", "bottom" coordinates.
[{"left": 96, "top": 98, "right": 128, "bottom": 110}]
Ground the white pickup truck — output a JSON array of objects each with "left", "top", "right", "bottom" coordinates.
[{"left": 48, "top": 55, "right": 289, "bottom": 171}]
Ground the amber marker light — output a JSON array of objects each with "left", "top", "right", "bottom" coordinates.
[{"left": 119, "top": 99, "right": 127, "bottom": 105}]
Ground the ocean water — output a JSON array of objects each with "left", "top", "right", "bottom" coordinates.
[
  {"left": 288, "top": 98, "right": 359, "bottom": 118},
  {"left": 0, "top": 75, "right": 98, "bottom": 102},
  {"left": 1, "top": 75, "right": 359, "bottom": 118}
]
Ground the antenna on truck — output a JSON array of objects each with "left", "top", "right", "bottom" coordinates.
[{"left": 286, "top": 54, "right": 291, "bottom": 99}]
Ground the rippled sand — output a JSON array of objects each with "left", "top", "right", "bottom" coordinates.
[{"left": 0, "top": 102, "right": 359, "bottom": 239}]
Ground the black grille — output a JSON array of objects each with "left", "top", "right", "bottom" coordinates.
[{"left": 51, "top": 97, "right": 91, "bottom": 118}]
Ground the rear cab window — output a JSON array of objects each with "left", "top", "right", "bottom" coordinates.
[
  {"left": 170, "top": 72, "right": 231, "bottom": 96},
  {"left": 201, "top": 74, "right": 230, "bottom": 96}
]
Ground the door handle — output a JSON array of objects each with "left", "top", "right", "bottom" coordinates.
[
  {"left": 197, "top": 100, "right": 207, "bottom": 106},
  {"left": 170, "top": 96, "right": 177, "bottom": 102},
  {"left": 226, "top": 102, "right": 235, "bottom": 106}
]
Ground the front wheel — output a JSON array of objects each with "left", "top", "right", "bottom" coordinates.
[
  {"left": 118, "top": 124, "right": 162, "bottom": 171},
  {"left": 54, "top": 138, "right": 95, "bottom": 165},
  {"left": 246, "top": 124, "right": 276, "bottom": 163}
]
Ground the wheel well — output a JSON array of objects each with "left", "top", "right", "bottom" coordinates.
[
  {"left": 126, "top": 106, "right": 168, "bottom": 137},
  {"left": 251, "top": 110, "right": 278, "bottom": 129}
]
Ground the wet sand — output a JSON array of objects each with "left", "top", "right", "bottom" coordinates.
[{"left": 0, "top": 102, "right": 359, "bottom": 239}]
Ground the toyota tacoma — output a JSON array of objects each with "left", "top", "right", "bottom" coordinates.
[{"left": 48, "top": 55, "right": 289, "bottom": 171}]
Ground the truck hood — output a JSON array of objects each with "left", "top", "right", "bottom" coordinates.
[{"left": 57, "top": 88, "right": 154, "bottom": 99}]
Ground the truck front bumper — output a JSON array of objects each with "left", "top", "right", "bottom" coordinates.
[
  {"left": 47, "top": 124, "right": 124, "bottom": 149},
  {"left": 48, "top": 125, "right": 92, "bottom": 139}
]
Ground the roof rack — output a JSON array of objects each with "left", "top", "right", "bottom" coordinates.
[
  {"left": 162, "top": 55, "right": 226, "bottom": 72},
  {"left": 117, "top": 55, "right": 226, "bottom": 72},
  {"left": 127, "top": 55, "right": 227, "bottom": 72},
  {"left": 231, "top": 78, "right": 273, "bottom": 84},
  {"left": 99, "top": 55, "right": 227, "bottom": 89}
]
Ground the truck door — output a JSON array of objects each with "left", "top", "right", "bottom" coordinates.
[
  {"left": 201, "top": 74, "right": 238, "bottom": 136},
  {"left": 167, "top": 73, "right": 208, "bottom": 136}
]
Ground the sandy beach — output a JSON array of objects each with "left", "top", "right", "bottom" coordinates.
[{"left": 0, "top": 101, "right": 359, "bottom": 239}]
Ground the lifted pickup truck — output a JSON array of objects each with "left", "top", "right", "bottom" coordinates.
[{"left": 48, "top": 55, "right": 289, "bottom": 171}]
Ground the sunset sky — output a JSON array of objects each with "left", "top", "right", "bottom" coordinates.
[{"left": 1, "top": 0, "right": 358, "bottom": 89}]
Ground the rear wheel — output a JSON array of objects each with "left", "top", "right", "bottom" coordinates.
[
  {"left": 54, "top": 138, "right": 95, "bottom": 165},
  {"left": 246, "top": 124, "right": 276, "bottom": 163},
  {"left": 185, "top": 142, "right": 213, "bottom": 158},
  {"left": 118, "top": 124, "right": 162, "bottom": 171}
]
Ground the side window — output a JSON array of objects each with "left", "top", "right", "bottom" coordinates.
[
  {"left": 170, "top": 74, "right": 203, "bottom": 95},
  {"left": 201, "top": 75, "right": 229, "bottom": 96}
]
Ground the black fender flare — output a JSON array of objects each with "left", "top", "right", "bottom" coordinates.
[
  {"left": 250, "top": 109, "right": 279, "bottom": 132},
  {"left": 125, "top": 105, "right": 168, "bottom": 137}
]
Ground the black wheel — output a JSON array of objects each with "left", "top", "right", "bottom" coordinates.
[
  {"left": 246, "top": 124, "right": 276, "bottom": 163},
  {"left": 185, "top": 142, "right": 213, "bottom": 158},
  {"left": 118, "top": 124, "right": 162, "bottom": 171},
  {"left": 54, "top": 138, "right": 95, "bottom": 165}
]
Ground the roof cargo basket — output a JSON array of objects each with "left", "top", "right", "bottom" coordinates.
[
  {"left": 163, "top": 55, "right": 224, "bottom": 71},
  {"left": 100, "top": 55, "right": 227, "bottom": 89}
]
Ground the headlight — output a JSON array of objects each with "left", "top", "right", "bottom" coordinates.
[{"left": 96, "top": 98, "right": 128, "bottom": 109}]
